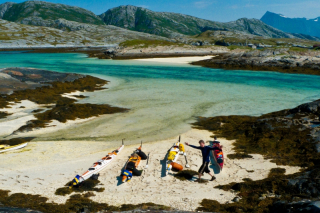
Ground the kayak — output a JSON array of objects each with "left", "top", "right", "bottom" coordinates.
[
  {"left": 72, "top": 143, "right": 124, "bottom": 186},
  {"left": 209, "top": 140, "right": 224, "bottom": 170},
  {"left": 165, "top": 136, "right": 188, "bottom": 175},
  {"left": 0, "top": 142, "right": 28, "bottom": 153},
  {"left": 121, "top": 144, "right": 147, "bottom": 183}
]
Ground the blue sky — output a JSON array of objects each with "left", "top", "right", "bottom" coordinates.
[{"left": 1, "top": 0, "right": 320, "bottom": 22}]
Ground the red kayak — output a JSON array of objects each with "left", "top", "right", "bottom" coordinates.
[{"left": 210, "top": 140, "right": 224, "bottom": 170}]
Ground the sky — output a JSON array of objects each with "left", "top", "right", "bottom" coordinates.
[{"left": 1, "top": 0, "right": 320, "bottom": 22}]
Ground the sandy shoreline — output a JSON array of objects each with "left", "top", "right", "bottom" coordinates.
[
  {"left": 0, "top": 129, "right": 300, "bottom": 211},
  {"left": 133, "top": 55, "right": 215, "bottom": 64}
]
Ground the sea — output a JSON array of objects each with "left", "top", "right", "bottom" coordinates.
[{"left": 1, "top": 52, "right": 320, "bottom": 144}]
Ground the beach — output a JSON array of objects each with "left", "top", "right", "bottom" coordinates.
[
  {"left": 0, "top": 128, "right": 300, "bottom": 211},
  {"left": 1, "top": 54, "right": 319, "bottom": 211},
  {"left": 133, "top": 55, "right": 215, "bottom": 64}
]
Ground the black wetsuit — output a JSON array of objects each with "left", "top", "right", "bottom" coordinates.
[{"left": 189, "top": 145, "right": 221, "bottom": 174}]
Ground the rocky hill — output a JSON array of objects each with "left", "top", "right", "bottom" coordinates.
[
  {"left": 0, "top": 1, "right": 104, "bottom": 28},
  {"left": 100, "top": 5, "right": 319, "bottom": 40},
  {"left": 261, "top": 11, "right": 320, "bottom": 38},
  {"left": 0, "top": 19, "right": 166, "bottom": 48}
]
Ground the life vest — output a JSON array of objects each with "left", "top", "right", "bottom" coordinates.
[
  {"left": 179, "top": 143, "right": 185, "bottom": 152},
  {"left": 122, "top": 170, "right": 133, "bottom": 178},
  {"left": 167, "top": 151, "right": 177, "bottom": 161},
  {"left": 72, "top": 175, "right": 81, "bottom": 186}
]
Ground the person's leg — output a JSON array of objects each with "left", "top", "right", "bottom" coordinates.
[
  {"left": 198, "top": 163, "right": 205, "bottom": 180},
  {"left": 204, "top": 162, "right": 216, "bottom": 181}
]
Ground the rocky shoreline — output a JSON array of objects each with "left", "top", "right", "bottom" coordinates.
[
  {"left": 4, "top": 46, "right": 320, "bottom": 77},
  {"left": 193, "top": 98, "right": 320, "bottom": 212},
  {"left": 192, "top": 48, "right": 320, "bottom": 75}
]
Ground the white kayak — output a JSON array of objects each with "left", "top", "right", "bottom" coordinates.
[
  {"left": 72, "top": 144, "right": 124, "bottom": 186},
  {"left": 0, "top": 142, "right": 28, "bottom": 153},
  {"left": 165, "top": 136, "right": 188, "bottom": 175}
]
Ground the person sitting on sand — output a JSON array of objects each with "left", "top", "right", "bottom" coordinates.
[{"left": 185, "top": 140, "right": 222, "bottom": 181}]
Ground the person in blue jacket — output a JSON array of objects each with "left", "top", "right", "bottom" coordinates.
[{"left": 185, "top": 140, "right": 222, "bottom": 181}]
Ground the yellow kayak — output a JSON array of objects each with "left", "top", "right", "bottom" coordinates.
[{"left": 0, "top": 142, "right": 28, "bottom": 153}]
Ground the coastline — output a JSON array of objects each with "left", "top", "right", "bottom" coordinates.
[
  {"left": 0, "top": 52, "right": 319, "bottom": 212},
  {"left": 2, "top": 46, "right": 320, "bottom": 76}
]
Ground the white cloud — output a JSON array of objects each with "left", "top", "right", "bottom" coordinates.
[
  {"left": 194, "top": 0, "right": 215, "bottom": 9},
  {"left": 137, "top": 5, "right": 149, "bottom": 9},
  {"left": 230, "top": 4, "right": 238, "bottom": 9},
  {"left": 244, "top": 4, "right": 255, "bottom": 8}
]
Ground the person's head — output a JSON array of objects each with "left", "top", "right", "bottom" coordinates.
[
  {"left": 199, "top": 140, "right": 205, "bottom": 147},
  {"left": 214, "top": 136, "right": 217, "bottom": 141}
]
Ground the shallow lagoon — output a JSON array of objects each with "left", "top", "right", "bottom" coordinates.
[{"left": 1, "top": 53, "right": 320, "bottom": 143}]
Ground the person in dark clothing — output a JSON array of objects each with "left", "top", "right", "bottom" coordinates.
[{"left": 185, "top": 140, "right": 222, "bottom": 181}]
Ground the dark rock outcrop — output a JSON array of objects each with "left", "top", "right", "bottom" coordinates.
[
  {"left": 192, "top": 50, "right": 320, "bottom": 75},
  {"left": 270, "top": 200, "right": 320, "bottom": 213},
  {"left": 0, "top": 67, "right": 84, "bottom": 95}
]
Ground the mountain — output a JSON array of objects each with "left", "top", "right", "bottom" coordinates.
[
  {"left": 0, "top": 19, "right": 166, "bottom": 48},
  {"left": 99, "top": 5, "right": 226, "bottom": 38},
  {"left": 0, "top": 2, "right": 319, "bottom": 41},
  {"left": 100, "top": 5, "right": 320, "bottom": 40},
  {"left": 0, "top": 2, "right": 14, "bottom": 18},
  {"left": 261, "top": 11, "right": 320, "bottom": 38},
  {"left": 0, "top": 1, "right": 104, "bottom": 27}
]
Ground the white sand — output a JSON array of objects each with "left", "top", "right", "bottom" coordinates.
[
  {"left": 0, "top": 129, "right": 300, "bottom": 211},
  {"left": 61, "top": 91, "right": 82, "bottom": 100},
  {"left": 0, "top": 100, "right": 41, "bottom": 137},
  {"left": 133, "top": 55, "right": 214, "bottom": 64}
]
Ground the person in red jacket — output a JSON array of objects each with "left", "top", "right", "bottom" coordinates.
[{"left": 185, "top": 140, "right": 221, "bottom": 181}]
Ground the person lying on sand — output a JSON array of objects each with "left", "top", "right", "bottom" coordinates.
[{"left": 185, "top": 140, "right": 222, "bottom": 181}]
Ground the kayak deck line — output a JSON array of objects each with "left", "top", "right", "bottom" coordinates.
[{"left": 72, "top": 141, "right": 125, "bottom": 187}]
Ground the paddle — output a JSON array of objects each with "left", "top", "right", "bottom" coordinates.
[
  {"left": 145, "top": 153, "right": 150, "bottom": 169},
  {"left": 184, "top": 153, "right": 190, "bottom": 168}
]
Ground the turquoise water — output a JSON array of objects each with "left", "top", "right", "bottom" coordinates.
[{"left": 1, "top": 52, "right": 320, "bottom": 143}]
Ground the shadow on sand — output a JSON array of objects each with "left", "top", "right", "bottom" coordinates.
[{"left": 160, "top": 151, "right": 169, "bottom": 178}]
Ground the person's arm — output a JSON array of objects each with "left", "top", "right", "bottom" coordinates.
[{"left": 185, "top": 142, "right": 201, "bottom": 149}]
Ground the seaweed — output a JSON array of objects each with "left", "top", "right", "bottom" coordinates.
[
  {"left": 31, "top": 109, "right": 44, "bottom": 113},
  {"left": 268, "top": 168, "right": 286, "bottom": 178},
  {"left": 193, "top": 113, "right": 320, "bottom": 167},
  {"left": 18, "top": 103, "right": 127, "bottom": 132},
  {"left": 0, "top": 73, "right": 128, "bottom": 132},
  {"left": 174, "top": 170, "right": 199, "bottom": 181},
  {"left": 55, "top": 179, "right": 104, "bottom": 196},
  {"left": 0, "top": 111, "right": 11, "bottom": 119},
  {"left": 228, "top": 153, "right": 253, "bottom": 159},
  {"left": 205, "top": 167, "right": 320, "bottom": 213},
  {"left": 0, "top": 189, "right": 171, "bottom": 213},
  {"left": 0, "top": 137, "right": 35, "bottom": 146},
  {"left": 120, "top": 202, "right": 171, "bottom": 211},
  {"left": 0, "top": 75, "right": 108, "bottom": 108}
]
